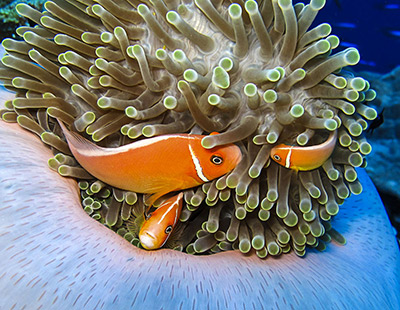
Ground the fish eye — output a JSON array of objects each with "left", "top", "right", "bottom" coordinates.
[
  {"left": 211, "top": 155, "right": 223, "bottom": 165},
  {"left": 273, "top": 154, "right": 281, "bottom": 161},
  {"left": 165, "top": 225, "right": 173, "bottom": 234}
]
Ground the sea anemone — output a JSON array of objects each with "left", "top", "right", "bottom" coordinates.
[
  {"left": 0, "top": 0, "right": 381, "bottom": 258},
  {"left": 1, "top": 0, "right": 400, "bottom": 307},
  {"left": 1, "top": 117, "right": 399, "bottom": 309}
]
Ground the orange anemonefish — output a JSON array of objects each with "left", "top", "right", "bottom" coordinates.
[
  {"left": 58, "top": 121, "right": 242, "bottom": 205},
  {"left": 270, "top": 130, "right": 338, "bottom": 171},
  {"left": 139, "top": 193, "right": 183, "bottom": 250}
]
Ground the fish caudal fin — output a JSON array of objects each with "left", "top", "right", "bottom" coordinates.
[{"left": 57, "top": 119, "right": 105, "bottom": 154}]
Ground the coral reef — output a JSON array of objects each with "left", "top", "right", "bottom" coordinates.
[
  {"left": 0, "top": 0, "right": 378, "bottom": 257},
  {"left": 359, "top": 67, "right": 400, "bottom": 198},
  {"left": 0, "top": 0, "right": 45, "bottom": 40},
  {"left": 358, "top": 66, "right": 400, "bottom": 239},
  {"left": 0, "top": 0, "right": 44, "bottom": 20},
  {"left": 1, "top": 118, "right": 399, "bottom": 309}
]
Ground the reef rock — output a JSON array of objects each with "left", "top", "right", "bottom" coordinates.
[{"left": 359, "top": 67, "right": 400, "bottom": 200}]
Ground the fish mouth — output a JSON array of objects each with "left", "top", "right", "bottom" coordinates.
[{"left": 139, "top": 231, "right": 158, "bottom": 250}]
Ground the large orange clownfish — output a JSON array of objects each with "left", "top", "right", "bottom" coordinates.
[{"left": 58, "top": 121, "right": 242, "bottom": 204}]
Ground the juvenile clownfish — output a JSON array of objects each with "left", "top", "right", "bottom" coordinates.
[
  {"left": 139, "top": 193, "right": 183, "bottom": 250},
  {"left": 58, "top": 121, "right": 242, "bottom": 205},
  {"left": 270, "top": 130, "right": 338, "bottom": 171}
]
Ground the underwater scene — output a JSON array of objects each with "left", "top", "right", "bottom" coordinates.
[{"left": 0, "top": 0, "right": 399, "bottom": 309}]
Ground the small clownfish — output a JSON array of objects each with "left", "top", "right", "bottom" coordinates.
[
  {"left": 139, "top": 193, "right": 183, "bottom": 250},
  {"left": 58, "top": 121, "right": 242, "bottom": 205},
  {"left": 270, "top": 130, "right": 338, "bottom": 171}
]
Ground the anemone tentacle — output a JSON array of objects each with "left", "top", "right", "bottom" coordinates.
[{"left": 0, "top": 0, "right": 378, "bottom": 257}]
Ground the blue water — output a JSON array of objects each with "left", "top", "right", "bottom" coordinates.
[
  {"left": 1, "top": 0, "right": 398, "bottom": 74},
  {"left": 310, "top": 0, "right": 400, "bottom": 73}
]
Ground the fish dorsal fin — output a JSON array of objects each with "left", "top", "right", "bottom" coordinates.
[{"left": 307, "top": 130, "right": 337, "bottom": 152}]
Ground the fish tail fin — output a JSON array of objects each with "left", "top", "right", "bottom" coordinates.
[
  {"left": 56, "top": 118, "right": 68, "bottom": 133},
  {"left": 56, "top": 119, "right": 103, "bottom": 154}
]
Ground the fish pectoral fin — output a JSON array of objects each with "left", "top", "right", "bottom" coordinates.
[
  {"left": 144, "top": 192, "right": 169, "bottom": 215},
  {"left": 143, "top": 178, "right": 185, "bottom": 208},
  {"left": 126, "top": 214, "right": 145, "bottom": 235},
  {"left": 147, "top": 184, "right": 185, "bottom": 208},
  {"left": 147, "top": 190, "right": 171, "bottom": 208}
]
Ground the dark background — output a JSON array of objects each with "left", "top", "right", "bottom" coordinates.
[
  {"left": 1, "top": 0, "right": 399, "bottom": 73},
  {"left": 308, "top": 0, "right": 400, "bottom": 73}
]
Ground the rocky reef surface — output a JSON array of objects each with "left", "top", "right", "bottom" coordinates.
[
  {"left": 0, "top": 0, "right": 45, "bottom": 40},
  {"left": 359, "top": 66, "right": 400, "bottom": 238}
]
